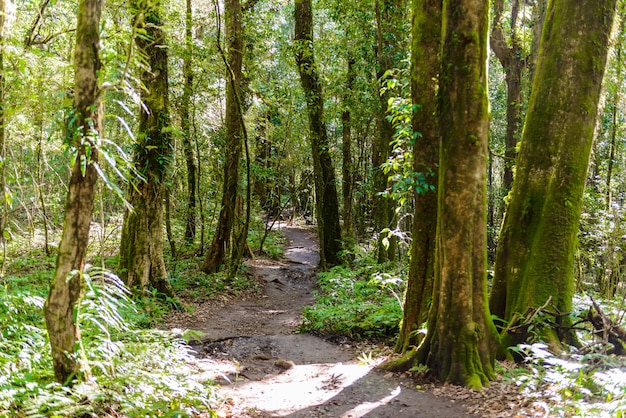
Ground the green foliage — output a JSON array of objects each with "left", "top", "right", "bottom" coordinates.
[
  {"left": 0, "top": 266, "right": 217, "bottom": 417},
  {"left": 379, "top": 66, "right": 435, "bottom": 207},
  {"left": 507, "top": 342, "right": 626, "bottom": 417},
  {"left": 300, "top": 253, "right": 403, "bottom": 341},
  {"left": 169, "top": 258, "right": 259, "bottom": 302}
]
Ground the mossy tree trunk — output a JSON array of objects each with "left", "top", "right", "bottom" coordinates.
[
  {"left": 490, "top": 0, "right": 617, "bottom": 348},
  {"left": 202, "top": 0, "right": 243, "bottom": 274},
  {"left": 394, "top": 0, "right": 441, "bottom": 354},
  {"left": 181, "top": 0, "right": 197, "bottom": 243},
  {"left": 44, "top": 0, "right": 102, "bottom": 384},
  {"left": 418, "top": 0, "right": 497, "bottom": 388},
  {"left": 372, "top": 0, "right": 407, "bottom": 263},
  {"left": 119, "top": 0, "right": 174, "bottom": 297},
  {"left": 294, "top": 0, "right": 342, "bottom": 269}
]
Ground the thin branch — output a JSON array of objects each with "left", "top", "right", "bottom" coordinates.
[{"left": 242, "top": 0, "right": 261, "bottom": 13}]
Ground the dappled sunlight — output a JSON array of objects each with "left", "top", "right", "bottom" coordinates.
[
  {"left": 219, "top": 361, "right": 373, "bottom": 415},
  {"left": 338, "top": 385, "right": 402, "bottom": 417}
]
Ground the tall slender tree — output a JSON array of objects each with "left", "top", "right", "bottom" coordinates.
[
  {"left": 394, "top": 0, "right": 441, "bottom": 354},
  {"left": 44, "top": 0, "right": 103, "bottom": 383},
  {"left": 202, "top": 0, "right": 244, "bottom": 274},
  {"left": 342, "top": 57, "right": 355, "bottom": 243},
  {"left": 181, "top": 0, "right": 197, "bottom": 243},
  {"left": 119, "top": 0, "right": 174, "bottom": 296},
  {"left": 372, "top": 0, "right": 407, "bottom": 263},
  {"left": 490, "top": 0, "right": 618, "bottom": 347},
  {"left": 294, "top": 0, "right": 343, "bottom": 268}
]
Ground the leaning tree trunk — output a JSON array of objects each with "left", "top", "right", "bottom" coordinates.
[
  {"left": 202, "top": 0, "right": 243, "bottom": 274},
  {"left": 417, "top": 0, "right": 497, "bottom": 388},
  {"left": 490, "top": 0, "right": 617, "bottom": 348},
  {"left": 294, "top": 0, "right": 342, "bottom": 268},
  {"left": 44, "top": 0, "right": 102, "bottom": 384},
  {"left": 119, "top": 0, "right": 174, "bottom": 297},
  {"left": 394, "top": 0, "right": 441, "bottom": 354}
]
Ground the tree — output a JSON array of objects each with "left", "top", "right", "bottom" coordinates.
[
  {"left": 341, "top": 57, "right": 355, "bottom": 243},
  {"left": 394, "top": 0, "right": 441, "bottom": 354},
  {"left": 294, "top": 0, "right": 342, "bottom": 268},
  {"left": 202, "top": 0, "right": 244, "bottom": 274},
  {"left": 181, "top": 0, "right": 197, "bottom": 243},
  {"left": 372, "top": 0, "right": 407, "bottom": 263},
  {"left": 43, "top": 0, "right": 103, "bottom": 383},
  {"left": 490, "top": 0, "right": 618, "bottom": 348},
  {"left": 119, "top": 0, "right": 174, "bottom": 297},
  {"left": 387, "top": 0, "right": 498, "bottom": 388},
  {"left": 490, "top": 0, "right": 528, "bottom": 192}
]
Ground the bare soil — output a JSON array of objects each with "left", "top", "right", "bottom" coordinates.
[{"left": 165, "top": 224, "right": 537, "bottom": 418}]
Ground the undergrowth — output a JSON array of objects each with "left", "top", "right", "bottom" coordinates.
[
  {"left": 300, "top": 254, "right": 404, "bottom": 342},
  {"left": 0, "top": 261, "right": 217, "bottom": 417},
  {"left": 502, "top": 293, "right": 626, "bottom": 417}
]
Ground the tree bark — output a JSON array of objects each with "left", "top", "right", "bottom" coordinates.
[
  {"left": 394, "top": 0, "right": 441, "bottom": 354},
  {"left": 294, "top": 0, "right": 342, "bottom": 268},
  {"left": 342, "top": 57, "right": 355, "bottom": 244},
  {"left": 119, "top": 0, "right": 174, "bottom": 297},
  {"left": 372, "top": 0, "right": 407, "bottom": 263},
  {"left": 418, "top": 0, "right": 497, "bottom": 388},
  {"left": 202, "top": 0, "right": 243, "bottom": 274},
  {"left": 490, "top": 0, "right": 525, "bottom": 192},
  {"left": 44, "top": 0, "right": 102, "bottom": 384},
  {"left": 490, "top": 0, "right": 617, "bottom": 348},
  {"left": 181, "top": 0, "right": 197, "bottom": 243}
]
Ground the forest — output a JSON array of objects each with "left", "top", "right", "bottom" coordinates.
[{"left": 1, "top": 0, "right": 626, "bottom": 416}]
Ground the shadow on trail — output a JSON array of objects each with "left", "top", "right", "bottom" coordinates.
[{"left": 185, "top": 223, "right": 473, "bottom": 417}]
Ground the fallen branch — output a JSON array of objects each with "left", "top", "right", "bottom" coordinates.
[{"left": 586, "top": 297, "right": 626, "bottom": 355}]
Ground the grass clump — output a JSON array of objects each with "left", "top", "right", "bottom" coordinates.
[{"left": 300, "top": 256, "right": 404, "bottom": 342}]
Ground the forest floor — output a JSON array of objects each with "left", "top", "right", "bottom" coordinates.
[{"left": 165, "top": 224, "right": 542, "bottom": 418}]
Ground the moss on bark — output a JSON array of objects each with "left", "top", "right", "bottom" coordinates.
[
  {"left": 294, "top": 0, "right": 342, "bottom": 269},
  {"left": 417, "top": 0, "right": 497, "bottom": 388},
  {"left": 491, "top": 0, "right": 617, "bottom": 348},
  {"left": 394, "top": 0, "right": 441, "bottom": 354},
  {"left": 119, "top": 0, "right": 174, "bottom": 297}
]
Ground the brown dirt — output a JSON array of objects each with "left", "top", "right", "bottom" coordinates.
[{"left": 165, "top": 224, "right": 538, "bottom": 418}]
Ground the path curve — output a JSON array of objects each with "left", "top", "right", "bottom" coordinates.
[{"left": 178, "top": 225, "right": 475, "bottom": 417}]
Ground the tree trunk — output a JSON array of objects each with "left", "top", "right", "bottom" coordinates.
[
  {"left": 490, "top": 0, "right": 617, "bottom": 348},
  {"left": 372, "top": 0, "right": 406, "bottom": 263},
  {"left": 394, "top": 0, "right": 441, "bottom": 354},
  {"left": 202, "top": 0, "right": 243, "bottom": 274},
  {"left": 342, "top": 57, "right": 355, "bottom": 244},
  {"left": 490, "top": 0, "right": 525, "bottom": 192},
  {"left": 181, "top": 0, "right": 197, "bottom": 243},
  {"left": 418, "top": 0, "right": 497, "bottom": 388},
  {"left": 294, "top": 0, "right": 342, "bottom": 268},
  {"left": 119, "top": 0, "right": 174, "bottom": 297},
  {"left": 44, "top": 0, "right": 102, "bottom": 384}
]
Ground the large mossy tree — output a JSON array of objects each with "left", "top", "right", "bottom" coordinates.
[
  {"left": 490, "top": 0, "right": 618, "bottom": 348},
  {"left": 422, "top": 0, "right": 497, "bottom": 388},
  {"left": 43, "top": 0, "right": 103, "bottom": 384},
  {"left": 387, "top": 0, "right": 497, "bottom": 388},
  {"left": 119, "top": 0, "right": 174, "bottom": 296},
  {"left": 294, "top": 0, "right": 342, "bottom": 268}
]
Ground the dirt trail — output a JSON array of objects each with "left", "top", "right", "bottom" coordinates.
[{"left": 169, "top": 225, "right": 476, "bottom": 417}]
